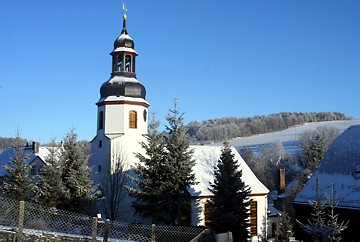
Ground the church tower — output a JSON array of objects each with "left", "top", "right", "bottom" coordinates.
[{"left": 91, "top": 12, "right": 149, "bottom": 186}]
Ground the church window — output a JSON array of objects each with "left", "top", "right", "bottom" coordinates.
[
  {"left": 99, "top": 140, "right": 102, "bottom": 148},
  {"left": 250, "top": 200, "right": 257, "bottom": 236},
  {"left": 129, "top": 111, "right": 137, "bottom": 128},
  {"left": 125, "top": 55, "right": 132, "bottom": 72},
  {"left": 117, "top": 54, "right": 124, "bottom": 71},
  {"left": 31, "top": 166, "right": 36, "bottom": 175},
  {"left": 99, "top": 111, "right": 104, "bottom": 130},
  {"left": 98, "top": 165, "right": 101, "bottom": 173}
]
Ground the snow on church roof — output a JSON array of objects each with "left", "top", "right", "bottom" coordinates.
[
  {"left": 294, "top": 125, "right": 360, "bottom": 210},
  {"left": 189, "top": 145, "right": 269, "bottom": 197}
]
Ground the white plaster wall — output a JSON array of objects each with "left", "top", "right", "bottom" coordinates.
[
  {"left": 102, "top": 102, "right": 148, "bottom": 136},
  {"left": 251, "top": 195, "right": 268, "bottom": 238},
  {"left": 91, "top": 133, "right": 111, "bottom": 185},
  {"left": 123, "top": 104, "right": 148, "bottom": 135},
  {"left": 104, "top": 105, "right": 125, "bottom": 134},
  {"left": 191, "top": 198, "right": 207, "bottom": 226}
]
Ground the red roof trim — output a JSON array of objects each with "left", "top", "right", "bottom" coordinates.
[
  {"left": 97, "top": 100, "right": 149, "bottom": 108},
  {"left": 192, "top": 193, "right": 268, "bottom": 199}
]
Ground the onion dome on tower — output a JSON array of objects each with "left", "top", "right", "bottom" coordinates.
[{"left": 99, "top": 13, "right": 146, "bottom": 101}]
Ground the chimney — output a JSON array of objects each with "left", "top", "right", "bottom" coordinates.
[
  {"left": 32, "top": 141, "right": 39, "bottom": 154},
  {"left": 279, "top": 166, "right": 286, "bottom": 194}
]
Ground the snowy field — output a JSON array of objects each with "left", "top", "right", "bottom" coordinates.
[{"left": 212, "top": 120, "right": 360, "bottom": 155}]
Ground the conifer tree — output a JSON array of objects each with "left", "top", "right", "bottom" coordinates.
[
  {"left": 209, "top": 142, "right": 251, "bottom": 242},
  {"left": 130, "top": 114, "right": 171, "bottom": 224},
  {"left": 2, "top": 134, "right": 37, "bottom": 201},
  {"left": 297, "top": 179, "right": 348, "bottom": 242},
  {"left": 131, "top": 101, "right": 196, "bottom": 225},
  {"left": 275, "top": 211, "right": 294, "bottom": 242},
  {"left": 60, "top": 128, "right": 93, "bottom": 213},
  {"left": 163, "top": 101, "right": 196, "bottom": 225},
  {"left": 36, "top": 139, "right": 68, "bottom": 207}
]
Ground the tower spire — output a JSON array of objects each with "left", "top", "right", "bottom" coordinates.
[{"left": 122, "top": 2, "right": 128, "bottom": 32}]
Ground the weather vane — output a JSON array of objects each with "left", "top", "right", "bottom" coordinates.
[{"left": 122, "top": 1, "right": 128, "bottom": 19}]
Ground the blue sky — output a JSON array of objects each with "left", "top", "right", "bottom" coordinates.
[{"left": 0, "top": 0, "right": 359, "bottom": 143}]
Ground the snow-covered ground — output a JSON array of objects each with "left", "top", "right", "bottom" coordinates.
[{"left": 213, "top": 120, "right": 360, "bottom": 155}]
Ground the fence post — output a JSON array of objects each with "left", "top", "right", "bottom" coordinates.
[
  {"left": 91, "top": 217, "right": 98, "bottom": 242},
  {"left": 152, "top": 224, "right": 156, "bottom": 241},
  {"left": 17, "top": 201, "right": 25, "bottom": 242},
  {"left": 103, "top": 219, "right": 110, "bottom": 242}
]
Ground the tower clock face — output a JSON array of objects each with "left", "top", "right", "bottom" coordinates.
[{"left": 143, "top": 109, "right": 147, "bottom": 122}]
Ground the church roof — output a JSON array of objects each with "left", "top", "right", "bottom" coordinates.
[
  {"left": 190, "top": 145, "right": 269, "bottom": 197},
  {"left": 293, "top": 125, "right": 360, "bottom": 210}
]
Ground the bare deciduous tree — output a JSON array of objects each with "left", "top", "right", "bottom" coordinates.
[
  {"left": 300, "top": 126, "right": 340, "bottom": 171},
  {"left": 100, "top": 147, "right": 130, "bottom": 221}
]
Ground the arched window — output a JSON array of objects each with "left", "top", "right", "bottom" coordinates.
[
  {"left": 125, "top": 55, "right": 132, "bottom": 72},
  {"left": 117, "top": 54, "right": 124, "bottom": 71},
  {"left": 99, "top": 111, "right": 104, "bottom": 130},
  {"left": 129, "top": 111, "right": 137, "bottom": 128}
]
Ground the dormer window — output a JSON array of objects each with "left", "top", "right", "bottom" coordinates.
[{"left": 129, "top": 110, "right": 137, "bottom": 128}]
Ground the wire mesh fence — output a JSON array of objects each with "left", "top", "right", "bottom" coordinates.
[{"left": 0, "top": 196, "right": 209, "bottom": 242}]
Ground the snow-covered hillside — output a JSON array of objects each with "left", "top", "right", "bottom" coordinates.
[{"left": 213, "top": 120, "right": 360, "bottom": 155}]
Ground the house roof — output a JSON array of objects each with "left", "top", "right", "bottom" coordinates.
[
  {"left": 189, "top": 145, "right": 269, "bottom": 197},
  {"left": 0, "top": 144, "right": 52, "bottom": 176},
  {"left": 293, "top": 125, "right": 360, "bottom": 210}
]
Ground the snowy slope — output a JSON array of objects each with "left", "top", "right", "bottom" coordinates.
[{"left": 212, "top": 120, "right": 360, "bottom": 154}]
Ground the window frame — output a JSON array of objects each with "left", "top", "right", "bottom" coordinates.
[{"left": 129, "top": 110, "right": 137, "bottom": 128}]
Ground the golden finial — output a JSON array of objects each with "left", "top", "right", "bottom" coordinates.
[{"left": 122, "top": 1, "right": 128, "bottom": 20}]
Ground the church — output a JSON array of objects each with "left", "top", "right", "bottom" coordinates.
[{"left": 90, "top": 11, "right": 269, "bottom": 239}]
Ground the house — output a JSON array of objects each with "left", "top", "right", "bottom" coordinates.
[
  {"left": 190, "top": 145, "right": 269, "bottom": 238},
  {"left": 293, "top": 124, "right": 360, "bottom": 241},
  {"left": 0, "top": 142, "right": 48, "bottom": 183}
]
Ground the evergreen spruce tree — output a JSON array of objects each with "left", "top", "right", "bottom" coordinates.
[
  {"left": 130, "top": 101, "right": 196, "bottom": 225},
  {"left": 60, "top": 128, "right": 93, "bottom": 213},
  {"left": 297, "top": 179, "right": 348, "bottom": 242},
  {"left": 275, "top": 211, "right": 294, "bottom": 242},
  {"left": 2, "top": 135, "right": 37, "bottom": 201},
  {"left": 36, "top": 139, "right": 68, "bottom": 207},
  {"left": 209, "top": 142, "right": 251, "bottom": 242},
  {"left": 163, "top": 101, "right": 196, "bottom": 225},
  {"left": 129, "top": 114, "right": 172, "bottom": 224}
]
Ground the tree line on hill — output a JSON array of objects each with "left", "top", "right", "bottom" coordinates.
[{"left": 187, "top": 111, "right": 350, "bottom": 143}]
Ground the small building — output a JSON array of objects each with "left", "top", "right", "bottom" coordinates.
[
  {"left": 293, "top": 124, "right": 360, "bottom": 241},
  {"left": 190, "top": 145, "right": 269, "bottom": 238},
  {"left": 0, "top": 142, "right": 48, "bottom": 183}
]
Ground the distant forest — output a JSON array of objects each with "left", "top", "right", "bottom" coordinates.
[{"left": 186, "top": 112, "right": 351, "bottom": 143}]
